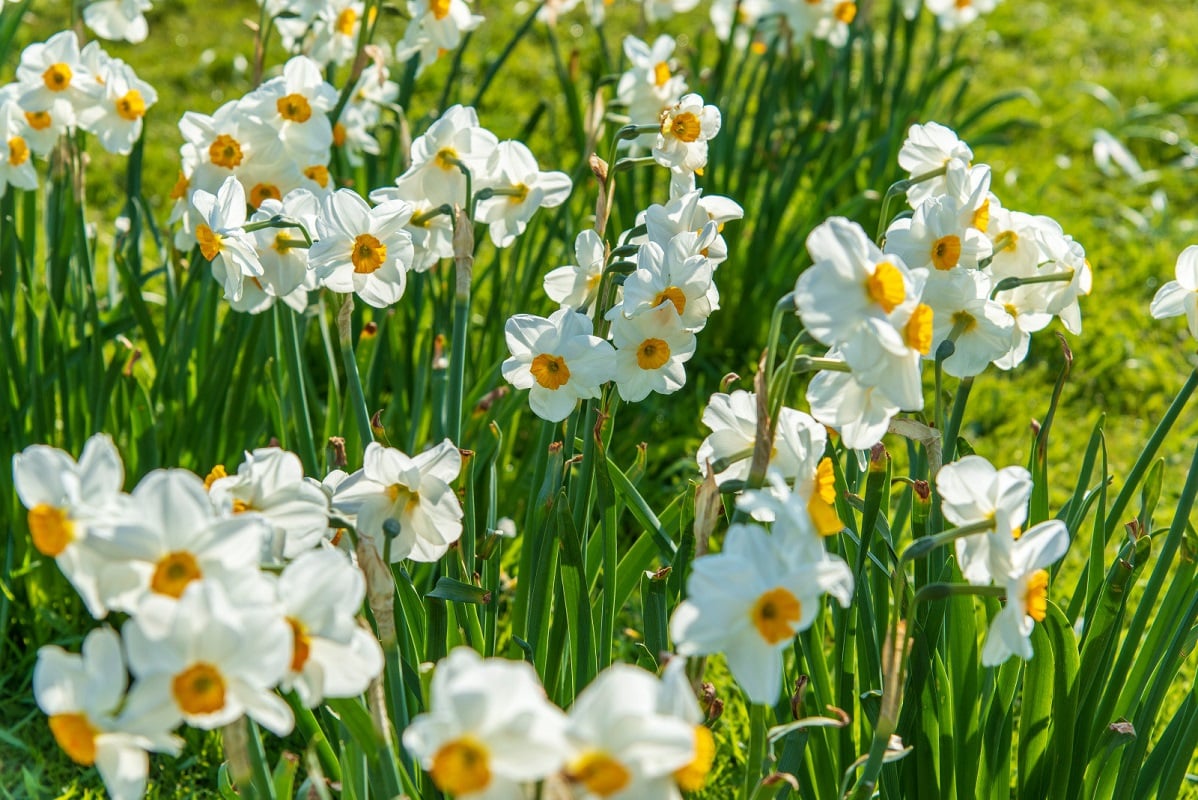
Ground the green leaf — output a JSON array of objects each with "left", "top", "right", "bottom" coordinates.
[{"left": 425, "top": 576, "right": 491, "bottom": 604}]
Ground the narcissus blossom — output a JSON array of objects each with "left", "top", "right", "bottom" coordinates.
[
  {"left": 476, "top": 140, "right": 571, "bottom": 248},
  {"left": 616, "top": 35, "right": 688, "bottom": 134},
  {"left": 670, "top": 516, "right": 853, "bottom": 704},
  {"left": 82, "top": 0, "right": 154, "bottom": 44},
  {"left": 191, "top": 176, "right": 264, "bottom": 304},
  {"left": 1150, "top": 244, "right": 1198, "bottom": 340},
  {"left": 35, "top": 627, "right": 181, "bottom": 800},
  {"left": 502, "top": 308, "right": 616, "bottom": 422},
  {"left": 898, "top": 121, "right": 973, "bottom": 207},
  {"left": 981, "top": 519, "right": 1069, "bottom": 666},
  {"left": 618, "top": 236, "right": 718, "bottom": 332},
  {"left": 403, "top": 647, "right": 569, "bottom": 799},
  {"left": 544, "top": 229, "right": 607, "bottom": 314},
  {"left": 609, "top": 303, "right": 696, "bottom": 402},
  {"left": 122, "top": 581, "right": 294, "bottom": 735},
  {"left": 936, "top": 455, "right": 1030, "bottom": 585},
  {"left": 653, "top": 93, "right": 720, "bottom": 176},
  {"left": 309, "top": 189, "right": 415, "bottom": 308},
  {"left": 330, "top": 440, "right": 464, "bottom": 563}
]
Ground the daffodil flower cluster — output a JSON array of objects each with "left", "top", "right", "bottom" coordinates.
[
  {"left": 13, "top": 435, "right": 465, "bottom": 799},
  {"left": 509, "top": 178, "right": 742, "bottom": 420},
  {"left": 936, "top": 455, "right": 1069, "bottom": 665},
  {"left": 0, "top": 31, "right": 157, "bottom": 197},
  {"left": 404, "top": 648, "right": 716, "bottom": 800},
  {"left": 180, "top": 99, "right": 570, "bottom": 309},
  {"left": 791, "top": 121, "right": 1091, "bottom": 449}
]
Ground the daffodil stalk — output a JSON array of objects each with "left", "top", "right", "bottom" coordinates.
[
  {"left": 285, "top": 694, "right": 342, "bottom": 783},
  {"left": 875, "top": 166, "right": 948, "bottom": 243},
  {"left": 276, "top": 305, "right": 320, "bottom": 475},
  {"left": 328, "top": 0, "right": 382, "bottom": 126},
  {"left": 337, "top": 293, "right": 374, "bottom": 449},
  {"left": 899, "top": 517, "right": 994, "bottom": 563},
  {"left": 742, "top": 703, "right": 770, "bottom": 800},
  {"left": 447, "top": 206, "right": 473, "bottom": 445}
]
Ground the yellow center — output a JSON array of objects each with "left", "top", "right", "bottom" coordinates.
[
  {"left": 48, "top": 713, "right": 98, "bottom": 765},
  {"left": 865, "top": 261, "right": 905, "bottom": 313},
  {"left": 950, "top": 310, "right": 978, "bottom": 334},
  {"left": 245, "top": 182, "right": 279, "bottom": 209},
  {"left": 351, "top": 233, "right": 387, "bottom": 274},
  {"left": 208, "top": 134, "right": 244, "bottom": 169},
  {"left": 430, "top": 0, "right": 452, "bottom": 19},
  {"left": 170, "top": 171, "right": 190, "bottom": 201},
  {"left": 276, "top": 93, "right": 312, "bottom": 123},
  {"left": 336, "top": 7, "right": 357, "bottom": 35},
  {"left": 304, "top": 164, "right": 330, "bottom": 188},
  {"left": 666, "top": 111, "right": 702, "bottom": 143},
  {"left": 203, "top": 464, "right": 227, "bottom": 489},
  {"left": 1023, "top": 569, "right": 1049, "bottom": 623},
  {"left": 273, "top": 231, "right": 296, "bottom": 254},
  {"left": 530, "top": 353, "right": 571, "bottom": 389},
  {"left": 955, "top": 0, "right": 972, "bottom": 8},
  {"left": 150, "top": 551, "right": 203, "bottom": 598},
  {"left": 196, "top": 224, "right": 223, "bottom": 261},
  {"left": 751, "top": 586, "right": 801, "bottom": 645},
  {"left": 835, "top": 1, "right": 857, "bottom": 23},
  {"left": 7, "top": 136, "right": 29, "bottom": 167},
  {"left": 28, "top": 504, "right": 73, "bottom": 556},
  {"left": 287, "top": 617, "right": 312, "bottom": 672},
  {"left": 653, "top": 285, "right": 687, "bottom": 316},
  {"left": 653, "top": 61, "right": 671, "bottom": 87},
  {"left": 332, "top": 122, "right": 347, "bottom": 147},
  {"left": 931, "top": 235, "right": 962, "bottom": 270},
  {"left": 43, "top": 62, "right": 72, "bottom": 91},
  {"left": 172, "top": 662, "right": 226, "bottom": 715},
  {"left": 568, "top": 751, "right": 631, "bottom": 796},
  {"left": 808, "top": 458, "right": 843, "bottom": 536},
  {"left": 636, "top": 337, "right": 671, "bottom": 370},
  {"left": 435, "top": 146, "right": 459, "bottom": 170},
  {"left": 1004, "top": 302, "right": 1019, "bottom": 318},
  {"left": 674, "top": 725, "right": 715, "bottom": 792},
  {"left": 25, "top": 110, "right": 52, "bottom": 130},
  {"left": 430, "top": 737, "right": 492, "bottom": 795},
  {"left": 971, "top": 199, "right": 990, "bottom": 233},
  {"left": 116, "top": 89, "right": 146, "bottom": 121},
  {"left": 904, "top": 303, "right": 934, "bottom": 354}
]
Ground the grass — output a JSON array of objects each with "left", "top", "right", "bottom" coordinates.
[{"left": 2, "top": 0, "right": 1198, "bottom": 795}]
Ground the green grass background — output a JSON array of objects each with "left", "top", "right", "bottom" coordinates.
[{"left": 3, "top": 0, "right": 1198, "bottom": 795}]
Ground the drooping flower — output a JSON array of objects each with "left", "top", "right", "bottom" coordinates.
[
  {"left": 936, "top": 454, "right": 1030, "bottom": 585},
  {"left": 981, "top": 519, "right": 1069, "bottom": 666}
]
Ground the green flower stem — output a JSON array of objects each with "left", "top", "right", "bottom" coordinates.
[
  {"left": 875, "top": 166, "right": 946, "bottom": 243},
  {"left": 447, "top": 207, "right": 473, "bottom": 445},
  {"left": 328, "top": 0, "right": 381, "bottom": 126},
  {"left": 790, "top": 354, "right": 851, "bottom": 374},
  {"left": 763, "top": 292, "right": 795, "bottom": 382},
  {"left": 742, "top": 703, "right": 769, "bottom": 800},
  {"left": 278, "top": 306, "right": 320, "bottom": 475},
  {"left": 989, "top": 269, "right": 1073, "bottom": 298},
  {"left": 337, "top": 294, "right": 375, "bottom": 449},
  {"left": 285, "top": 694, "right": 342, "bottom": 783},
  {"left": 511, "top": 419, "right": 557, "bottom": 645},
  {"left": 899, "top": 518, "right": 994, "bottom": 564}
]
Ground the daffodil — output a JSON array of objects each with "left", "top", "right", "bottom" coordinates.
[
  {"left": 330, "top": 440, "right": 464, "bottom": 563},
  {"left": 276, "top": 549, "right": 383, "bottom": 706},
  {"left": 805, "top": 351, "right": 902, "bottom": 450},
  {"left": 122, "top": 580, "right": 294, "bottom": 735},
  {"left": 981, "top": 519, "right": 1069, "bottom": 666},
  {"left": 395, "top": 0, "right": 484, "bottom": 75},
  {"left": 924, "top": 0, "right": 1000, "bottom": 31},
  {"left": 191, "top": 175, "right": 265, "bottom": 304},
  {"left": 653, "top": 93, "right": 721, "bottom": 176},
  {"left": 617, "top": 237, "right": 718, "bottom": 332},
  {"left": 609, "top": 303, "right": 696, "bottom": 402},
  {"left": 16, "top": 31, "right": 92, "bottom": 128},
  {"left": 476, "top": 140, "right": 572, "bottom": 248},
  {"left": 403, "top": 647, "right": 570, "bottom": 799},
  {"left": 898, "top": 121, "right": 973, "bottom": 207},
  {"left": 13, "top": 434, "right": 129, "bottom": 618},
  {"left": 243, "top": 55, "right": 338, "bottom": 166},
  {"left": 564, "top": 664, "right": 696, "bottom": 799},
  {"left": 639, "top": 190, "right": 742, "bottom": 268},
  {"left": 309, "top": 189, "right": 415, "bottom": 308},
  {"left": 883, "top": 194, "right": 993, "bottom": 275},
  {"left": 544, "top": 229, "right": 608, "bottom": 314},
  {"left": 616, "top": 35, "right": 688, "bottom": 136},
  {"left": 35, "top": 627, "right": 182, "bottom": 800},
  {"left": 239, "top": 188, "right": 322, "bottom": 314},
  {"left": 1150, "top": 245, "right": 1198, "bottom": 339},
  {"left": 82, "top": 0, "right": 153, "bottom": 44},
  {"left": 936, "top": 455, "right": 1030, "bottom": 585},
  {"left": 207, "top": 447, "right": 330, "bottom": 561},
  {"left": 921, "top": 268, "right": 1013, "bottom": 378},
  {"left": 502, "top": 308, "right": 616, "bottom": 422},
  {"left": 670, "top": 517, "right": 853, "bottom": 704},
  {"left": 395, "top": 104, "right": 498, "bottom": 207},
  {"left": 75, "top": 59, "right": 156, "bottom": 156}
]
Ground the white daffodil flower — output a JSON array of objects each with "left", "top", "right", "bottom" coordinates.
[
  {"left": 82, "top": 0, "right": 153, "bottom": 44},
  {"left": 618, "top": 237, "right": 718, "bottom": 332},
  {"left": 368, "top": 186, "right": 455, "bottom": 272},
  {"left": 502, "top": 308, "right": 616, "bottom": 422},
  {"left": 403, "top": 647, "right": 570, "bottom": 799},
  {"left": 1150, "top": 244, "right": 1198, "bottom": 340},
  {"left": 35, "top": 627, "right": 182, "bottom": 800},
  {"left": 16, "top": 31, "right": 93, "bottom": 128},
  {"left": 653, "top": 93, "right": 721, "bottom": 176},
  {"left": 395, "top": 0, "right": 484, "bottom": 76},
  {"left": 87, "top": 469, "right": 271, "bottom": 617},
  {"left": 13, "top": 434, "right": 128, "bottom": 618},
  {"left": 276, "top": 549, "right": 383, "bottom": 706},
  {"left": 76, "top": 59, "right": 156, "bottom": 156},
  {"left": 936, "top": 454, "right": 1030, "bottom": 585},
  {"left": 806, "top": 352, "right": 902, "bottom": 450},
  {"left": 544, "top": 229, "right": 608, "bottom": 314},
  {"left": 981, "top": 519, "right": 1069, "bottom": 666},
  {"left": 122, "top": 581, "right": 294, "bottom": 736},
  {"left": 642, "top": 0, "right": 701, "bottom": 23},
  {"left": 1032, "top": 224, "right": 1092, "bottom": 335},
  {"left": 616, "top": 35, "right": 688, "bottom": 136},
  {"left": 243, "top": 55, "right": 338, "bottom": 166},
  {"left": 331, "top": 440, "right": 464, "bottom": 563},
  {"left": 191, "top": 176, "right": 265, "bottom": 304},
  {"left": 609, "top": 302, "right": 696, "bottom": 402},
  {"left": 884, "top": 194, "right": 993, "bottom": 275},
  {"left": 309, "top": 189, "right": 415, "bottom": 308},
  {"left": 476, "top": 140, "right": 572, "bottom": 248},
  {"left": 207, "top": 447, "right": 330, "bottom": 561},
  {"left": 898, "top": 121, "right": 973, "bottom": 207},
  {"left": 564, "top": 664, "right": 697, "bottom": 799},
  {"left": 924, "top": 0, "right": 1000, "bottom": 31},
  {"left": 657, "top": 658, "right": 716, "bottom": 795},
  {"left": 239, "top": 188, "right": 321, "bottom": 314},
  {"left": 670, "top": 518, "right": 853, "bottom": 705},
  {"left": 396, "top": 104, "right": 498, "bottom": 207},
  {"left": 921, "top": 268, "right": 1013, "bottom": 378}
]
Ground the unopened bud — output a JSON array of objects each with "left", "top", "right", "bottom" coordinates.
[{"left": 328, "top": 436, "right": 347, "bottom": 468}]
